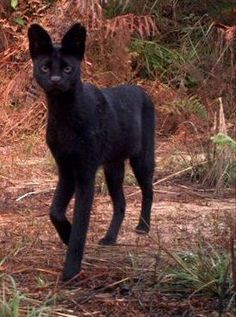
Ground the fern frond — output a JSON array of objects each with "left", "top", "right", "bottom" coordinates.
[
  {"left": 184, "top": 95, "right": 208, "bottom": 119},
  {"left": 163, "top": 96, "right": 208, "bottom": 119}
]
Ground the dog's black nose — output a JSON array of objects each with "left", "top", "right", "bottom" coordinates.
[{"left": 51, "top": 76, "right": 61, "bottom": 83}]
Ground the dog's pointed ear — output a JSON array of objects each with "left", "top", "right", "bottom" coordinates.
[
  {"left": 61, "top": 23, "right": 86, "bottom": 60},
  {"left": 28, "top": 24, "right": 53, "bottom": 60}
]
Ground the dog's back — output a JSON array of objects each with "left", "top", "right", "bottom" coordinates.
[{"left": 102, "top": 84, "right": 155, "bottom": 160}]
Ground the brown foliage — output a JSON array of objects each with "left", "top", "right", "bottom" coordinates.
[{"left": 0, "top": 0, "right": 161, "bottom": 143}]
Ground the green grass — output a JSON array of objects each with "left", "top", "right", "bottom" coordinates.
[
  {"left": 130, "top": 17, "right": 217, "bottom": 89},
  {"left": 0, "top": 274, "right": 53, "bottom": 317},
  {"left": 104, "top": 0, "right": 236, "bottom": 24},
  {"left": 163, "top": 250, "right": 231, "bottom": 295},
  {"left": 159, "top": 241, "right": 235, "bottom": 314},
  {"left": 131, "top": 38, "right": 190, "bottom": 84}
]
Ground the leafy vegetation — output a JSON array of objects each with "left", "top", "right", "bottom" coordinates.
[
  {"left": 131, "top": 39, "right": 190, "bottom": 84},
  {"left": 0, "top": 274, "right": 53, "bottom": 316},
  {"left": 212, "top": 133, "right": 236, "bottom": 150},
  {"left": 207, "top": 135, "right": 236, "bottom": 188},
  {"left": 10, "top": 0, "right": 18, "bottom": 10},
  {"left": 162, "top": 95, "right": 208, "bottom": 119},
  {"left": 162, "top": 248, "right": 233, "bottom": 301}
]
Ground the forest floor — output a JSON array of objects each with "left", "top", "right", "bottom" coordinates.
[{"left": 0, "top": 138, "right": 235, "bottom": 317}]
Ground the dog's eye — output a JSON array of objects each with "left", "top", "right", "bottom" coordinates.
[
  {"left": 41, "top": 65, "right": 49, "bottom": 73},
  {"left": 64, "top": 65, "right": 72, "bottom": 73}
]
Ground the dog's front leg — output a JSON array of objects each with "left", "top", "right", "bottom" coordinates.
[
  {"left": 62, "top": 172, "right": 95, "bottom": 281},
  {"left": 50, "top": 162, "right": 75, "bottom": 245}
]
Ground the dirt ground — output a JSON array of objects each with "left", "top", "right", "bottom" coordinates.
[{"left": 0, "top": 140, "right": 235, "bottom": 316}]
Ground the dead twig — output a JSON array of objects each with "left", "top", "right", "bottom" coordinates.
[
  {"left": 15, "top": 188, "right": 56, "bottom": 201},
  {"left": 127, "top": 160, "right": 208, "bottom": 197}
]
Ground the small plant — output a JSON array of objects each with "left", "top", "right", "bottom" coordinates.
[
  {"left": 161, "top": 242, "right": 235, "bottom": 314},
  {"left": 131, "top": 38, "right": 189, "bottom": 84},
  {"left": 0, "top": 274, "right": 54, "bottom": 316},
  {"left": 163, "top": 95, "right": 208, "bottom": 119},
  {"left": 0, "top": 274, "right": 25, "bottom": 317},
  {"left": 204, "top": 99, "right": 236, "bottom": 189},
  {"left": 11, "top": 0, "right": 18, "bottom": 10},
  {"left": 212, "top": 133, "right": 236, "bottom": 150},
  {"left": 209, "top": 134, "right": 236, "bottom": 187}
]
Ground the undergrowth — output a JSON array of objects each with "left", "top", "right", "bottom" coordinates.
[
  {"left": 1, "top": 217, "right": 235, "bottom": 316},
  {"left": 162, "top": 95, "right": 208, "bottom": 119},
  {"left": 0, "top": 274, "right": 53, "bottom": 317},
  {"left": 161, "top": 248, "right": 235, "bottom": 314}
]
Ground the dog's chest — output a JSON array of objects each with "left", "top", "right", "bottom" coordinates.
[{"left": 46, "top": 122, "right": 97, "bottom": 157}]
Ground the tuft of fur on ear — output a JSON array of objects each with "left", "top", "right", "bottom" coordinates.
[
  {"left": 28, "top": 24, "right": 53, "bottom": 59},
  {"left": 61, "top": 23, "right": 86, "bottom": 60}
]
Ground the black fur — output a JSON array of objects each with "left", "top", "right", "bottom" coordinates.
[{"left": 28, "top": 23, "right": 155, "bottom": 281}]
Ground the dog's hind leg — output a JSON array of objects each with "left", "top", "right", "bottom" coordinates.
[
  {"left": 99, "top": 161, "right": 126, "bottom": 245},
  {"left": 130, "top": 152, "right": 154, "bottom": 234}
]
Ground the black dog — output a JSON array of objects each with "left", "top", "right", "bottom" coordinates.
[{"left": 28, "top": 23, "right": 155, "bottom": 281}]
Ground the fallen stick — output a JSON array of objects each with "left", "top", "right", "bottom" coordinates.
[
  {"left": 16, "top": 187, "right": 56, "bottom": 201},
  {"left": 127, "top": 160, "right": 208, "bottom": 198}
]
